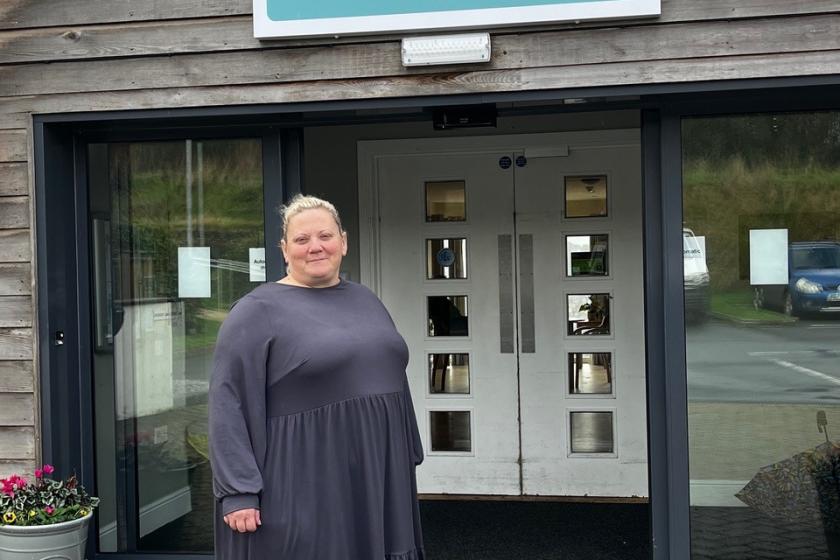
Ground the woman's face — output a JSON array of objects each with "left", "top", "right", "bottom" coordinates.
[{"left": 281, "top": 208, "right": 347, "bottom": 288}]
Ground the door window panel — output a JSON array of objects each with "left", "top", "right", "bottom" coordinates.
[
  {"left": 566, "top": 234, "right": 609, "bottom": 276},
  {"left": 565, "top": 175, "right": 607, "bottom": 218},
  {"left": 430, "top": 411, "right": 472, "bottom": 452},
  {"left": 570, "top": 411, "right": 614, "bottom": 453},
  {"left": 88, "top": 138, "right": 264, "bottom": 553},
  {"left": 425, "top": 180, "right": 466, "bottom": 222},
  {"left": 683, "top": 111, "right": 840, "bottom": 558},
  {"left": 426, "top": 238, "right": 468, "bottom": 279},
  {"left": 568, "top": 352, "right": 613, "bottom": 394},
  {"left": 429, "top": 353, "right": 470, "bottom": 394},
  {"left": 567, "top": 294, "right": 611, "bottom": 336},
  {"left": 428, "top": 295, "right": 469, "bottom": 336}
]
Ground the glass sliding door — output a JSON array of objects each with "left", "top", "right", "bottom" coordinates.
[
  {"left": 682, "top": 112, "right": 840, "bottom": 559},
  {"left": 87, "top": 138, "right": 265, "bottom": 553}
]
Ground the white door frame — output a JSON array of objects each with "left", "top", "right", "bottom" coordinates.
[{"left": 357, "top": 129, "right": 645, "bottom": 496}]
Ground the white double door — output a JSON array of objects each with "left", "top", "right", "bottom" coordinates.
[{"left": 359, "top": 131, "right": 648, "bottom": 497}]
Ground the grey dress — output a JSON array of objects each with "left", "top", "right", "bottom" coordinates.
[{"left": 208, "top": 280, "right": 425, "bottom": 559}]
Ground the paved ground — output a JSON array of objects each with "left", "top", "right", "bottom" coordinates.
[{"left": 691, "top": 507, "right": 837, "bottom": 560}]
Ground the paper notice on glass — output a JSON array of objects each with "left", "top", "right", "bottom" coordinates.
[
  {"left": 178, "top": 247, "right": 211, "bottom": 298},
  {"left": 749, "top": 229, "right": 788, "bottom": 285},
  {"left": 250, "top": 247, "right": 266, "bottom": 282}
]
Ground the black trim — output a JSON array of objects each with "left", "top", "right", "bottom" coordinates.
[
  {"left": 642, "top": 108, "right": 670, "bottom": 559},
  {"left": 661, "top": 108, "right": 693, "bottom": 556},
  {"left": 31, "top": 75, "right": 840, "bottom": 128}
]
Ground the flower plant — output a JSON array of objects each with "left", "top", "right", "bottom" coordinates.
[{"left": 0, "top": 465, "right": 99, "bottom": 526}]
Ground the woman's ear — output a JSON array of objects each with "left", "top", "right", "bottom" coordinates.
[
  {"left": 279, "top": 239, "right": 288, "bottom": 262},
  {"left": 341, "top": 231, "right": 348, "bottom": 256}
]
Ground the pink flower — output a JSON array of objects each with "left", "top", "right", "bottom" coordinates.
[
  {"left": 42, "top": 465, "right": 54, "bottom": 475},
  {"left": 34, "top": 469, "right": 43, "bottom": 479},
  {"left": 44, "top": 506, "right": 55, "bottom": 515},
  {"left": 5, "top": 475, "right": 26, "bottom": 489}
]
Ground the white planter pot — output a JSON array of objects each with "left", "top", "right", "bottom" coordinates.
[{"left": 0, "top": 513, "right": 91, "bottom": 560}]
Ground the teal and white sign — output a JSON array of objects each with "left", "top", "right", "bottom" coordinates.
[{"left": 253, "top": 0, "right": 660, "bottom": 39}]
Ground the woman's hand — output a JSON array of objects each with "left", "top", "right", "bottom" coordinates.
[{"left": 223, "top": 508, "right": 262, "bottom": 533}]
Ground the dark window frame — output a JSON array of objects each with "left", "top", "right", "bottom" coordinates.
[{"left": 33, "top": 77, "right": 840, "bottom": 560}]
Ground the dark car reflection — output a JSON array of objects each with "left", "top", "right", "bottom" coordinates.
[{"left": 759, "top": 241, "right": 840, "bottom": 317}]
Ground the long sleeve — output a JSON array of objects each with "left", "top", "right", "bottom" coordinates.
[{"left": 208, "top": 296, "right": 271, "bottom": 516}]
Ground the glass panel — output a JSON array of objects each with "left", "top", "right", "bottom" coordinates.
[
  {"left": 426, "top": 238, "right": 468, "bottom": 279},
  {"left": 89, "top": 139, "right": 264, "bottom": 553},
  {"left": 565, "top": 175, "right": 607, "bottom": 218},
  {"left": 430, "top": 411, "right": 472, "bottom": 452},
  {"left": 426, "top": 180, "right": 466, "bottom": 222},
  {"left": 428, "top": 295, "right": 469, "bottom": 336},
  {"left": 566, "top": 234, "right": 609, "bottom": 276},
  {"left": 570, "top": 411, "right": 614, "bottom": 453},
  {"left": 428, "top": 353, "right": 470, "bottom": 394},
  {"left": 683, "top": 112, "right": 840, "bottom": 558},
  {"left": 568, "top": 353, "right": 612, "bottom": 394},
  {"left": 567, "top": 294, "right": 611, "bottom": 335}
]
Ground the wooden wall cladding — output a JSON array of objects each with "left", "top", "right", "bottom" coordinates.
[
  {"left": 1, "top": 15, "right": 839, "bottom": 97},
  {"left": 0, "top": 328, "right": 33, "bottom": 360},
  {"left": 0, "top": 460, "right": 36, "bottom": 479},
  {"left": 0, "top": 130, "right": 27, "bottom": 163},
  {"left": 0, "top": 360, "right": 34, "bottom": 392},
  {"left": 0, "top": 163, "right": 28, "bottom": 196}
]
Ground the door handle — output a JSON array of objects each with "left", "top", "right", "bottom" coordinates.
[
  {"left": 498, "top": 234, "right": 514, "bottom": 353},
  {"left": 519, "top": 234, "right": 535, "bottom": 353}
]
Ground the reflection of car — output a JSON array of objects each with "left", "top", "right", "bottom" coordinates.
[
  {"left": 683, "top": 228, "right": 710, "bottom": 321},
  {"left": 759, "top": 241, "right": 840, "bottom": 317}
]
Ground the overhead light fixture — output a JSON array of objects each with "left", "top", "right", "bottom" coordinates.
[{"left": 401, "top": 33, "right": 491, "bottom": 67}]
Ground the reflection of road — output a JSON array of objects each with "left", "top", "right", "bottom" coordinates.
[{"left": 687, "top": 318, "right": 840, "bottom": 404}]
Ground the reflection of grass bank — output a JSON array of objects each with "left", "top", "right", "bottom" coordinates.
[
  {"left": 711, "top": 290, "right": 796, "bottom": 324},
  {"left": 683, "top": 158, "right": 840, "bottom": 292},
  {"left": 185, "top": 312, "right": 225, "bottom": 352}
]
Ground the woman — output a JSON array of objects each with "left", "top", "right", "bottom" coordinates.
[{"left": 208, "top": 195, "right": 425, "bottom": 559}]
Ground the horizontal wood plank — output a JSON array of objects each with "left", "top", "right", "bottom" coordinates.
[
  {"left": 0, "top": 296, "right": 31, "bottom": 327},
  {"left": 0, "top": 263, "right": 31, "bottom": 295},
  {"left": 6, "top": 0, "right": 840, "bottom": 65},
  {"left": 0, "top": 460, "right": 36, "bottom": 478},
  {"left": 0, "top": 113, "right": 29, "bottom": 129},
  {"left": 0, "top": 328, "right": 32, "bottom": 360},
  {"left": 0, "top": 229, "right": 30, "bottom": 262},
  {"left": 0, "top": 0, "right": 836, "bottom": 34},
  {"left": 0, "top": 163, "right": 27, "bottom": 196},
  {"left": 0, "top": 130, "right": 26, "bottom": 162},
  {"left": 0, "top": 393, "right": 34, "bottom": 425},
  {"left": 0, "top": 427, "right": 35, "bottom": 459},
  {"left": 0, "top": 49, "right": 838, "bottom": 117},
  {"left": 0, "top": 196, "right": 28, "bottom": 228},
  {"left": 0, "top": 0, "right": 250, "bottom": 30},
  {"left": 661, "top": 0, "right": 840, "bottom": 22},
  {"left": 0, "top": 360, "right": 34, "bottom": 392},
  {"left": 1, "top": 14, "right": 838, "bottom": 97},
  {"left": 0, "top": 16, "right": 257, "bottom": 64}
]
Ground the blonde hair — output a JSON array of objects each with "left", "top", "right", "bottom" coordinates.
[{"left": 279, "top": 194, "right": 344, "bottom": 241}]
